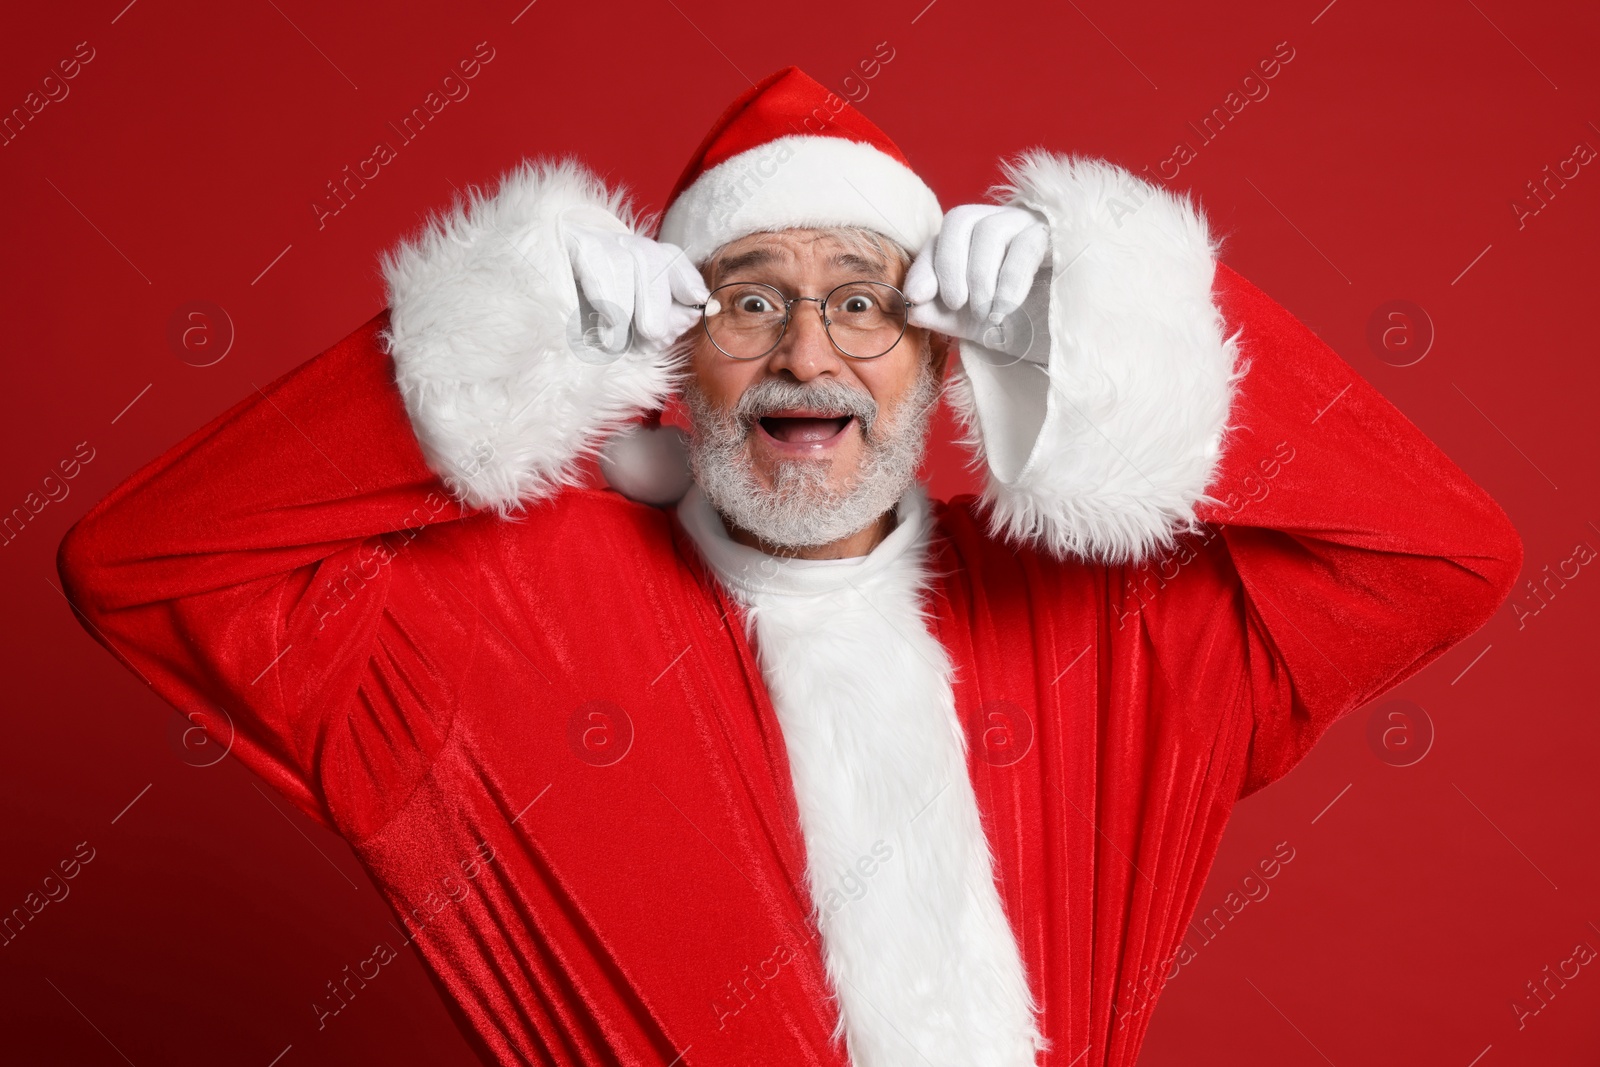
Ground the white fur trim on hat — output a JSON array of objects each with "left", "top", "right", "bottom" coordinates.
[{"left": 658, "top": 135, "right": 944, "bottom": 265}]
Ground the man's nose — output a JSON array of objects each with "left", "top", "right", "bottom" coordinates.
[{"left": 765, "top": 300, "right": 842, "bottom": 381}]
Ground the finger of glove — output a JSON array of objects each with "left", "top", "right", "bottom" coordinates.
[
  {"left": 662, "top": 301, "right": 701, "bottom": 344},
  {"left": 907, "top": 293, "right": 977, "bottom": 339},
  {"left": 660, "top": 244, "right": 710, "bottom": 306},
  {"left": 933, "top": 205, "right": 1000, "bottom": 310},
  {"left": 590, "top": 248, "right": 635, "bottom": 354},
  {"left": 989, "top": 223, "right": 1051, "bottom": 321},
  {"left": 571, "top": 237, "right": 632, "bottom": 330},
  {"left": 630, "top": 242, "right": 674, "bottom": 345},
  {"left": 903, "top": 246, "right": 939, "bottom": 304},
  {"left": 967, "top": 211, "right": 1037, "bottom": 322}
]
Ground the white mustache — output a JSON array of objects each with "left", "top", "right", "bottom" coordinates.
[{"left": 733, "top": 378, "right": 879, "bottom": 436}]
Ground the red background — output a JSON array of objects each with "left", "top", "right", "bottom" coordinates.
[{"left": 3, "top": 0, "right": 1596, "bottom": 1063}]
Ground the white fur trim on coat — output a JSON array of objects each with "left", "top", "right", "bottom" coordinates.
[
  {"left": 658, "top": 135, "right": 944, "bottom": 266},
  {"left": 676, "top": 484, "right": 1046, "bottom": 1067},
  {"left": 382, "top": 159, "right": 682, "bottom": 514},
  {"left": 946, "top": 152, "right": 1242, "bottom": 564}
]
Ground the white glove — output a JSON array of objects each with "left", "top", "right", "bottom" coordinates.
[
  {"left": 904, "top": 204, "right": 1051, "bottom": 361},
  {"left": 561, "top": 221, "right": 709, "bottom": 355}
]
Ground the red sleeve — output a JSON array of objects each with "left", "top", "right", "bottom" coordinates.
[
  {"left": 56, "top": 313, "right": 476, "bottom": 831},
  {"left": 1137, "top": 265, "right": 1523, "bottom": 796}
]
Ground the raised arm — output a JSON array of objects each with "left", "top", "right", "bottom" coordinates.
[
  {"left": 931, "top": 152, "right": 1521, "bottom": 794},
  {"left": 57, "top": 317, "right": 469, "bottom": 830},
  {"left": 57, "top": 159, "right": 684, "bottom": 832},
  {"left": 1190, "top": 263, "right": 1521, "bottom": 793}
]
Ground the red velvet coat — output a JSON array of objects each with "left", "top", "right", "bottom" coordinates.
[{"left": 58, "top": 252, "right": 1521, "bottom": 1063}]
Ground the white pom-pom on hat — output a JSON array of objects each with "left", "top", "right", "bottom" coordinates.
[{"left": 599, "top": 412, "right": 693, "bottom": 506}]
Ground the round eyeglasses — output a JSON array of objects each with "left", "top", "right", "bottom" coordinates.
[{"left": 692, "top": 280, "right": 918, "bottom": 361}]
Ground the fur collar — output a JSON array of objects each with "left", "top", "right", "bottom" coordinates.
[{"left": 676, "top": 484, "right": 1045, "bottom": 1067}]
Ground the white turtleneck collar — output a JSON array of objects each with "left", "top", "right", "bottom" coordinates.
[{"left": 672, "top": 481, "right": 934, "bottom": 600}]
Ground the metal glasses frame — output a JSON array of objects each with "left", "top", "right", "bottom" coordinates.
[{"left": 691, "top": 280, "right": 920, "bottom": 361}]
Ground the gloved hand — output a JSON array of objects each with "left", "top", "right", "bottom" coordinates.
[
  {"left": 904, "top": 204, "right": 1051, "bottom": 362},
  {"left": 561, "top": 220, "right": 709, "bottom": 355}
]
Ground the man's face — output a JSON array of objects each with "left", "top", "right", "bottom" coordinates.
[{"left": 682, "top": 228, "right": 948, "bottom": 550}]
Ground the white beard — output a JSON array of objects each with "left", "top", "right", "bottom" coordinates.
[{"left": 685, "top": 360, "right": 941, "bottom": 550}]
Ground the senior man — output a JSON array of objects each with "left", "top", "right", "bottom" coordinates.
[{"left": 59, "top": 68, "right": 1520, "bottom": 1066}]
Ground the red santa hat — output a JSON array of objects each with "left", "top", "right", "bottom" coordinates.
[{"left": 656, "top": 66, "right": 944, "bottom": 264}]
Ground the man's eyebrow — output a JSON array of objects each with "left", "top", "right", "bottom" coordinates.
[
  {"left": 712, "top": 247, "right": 889, "bottom": 282},
  {"left": 714, "top": 247, "right": 784, "bottom": 278},
  {"left": 828, "top": 251, "right": 888, "bottom": 277}
]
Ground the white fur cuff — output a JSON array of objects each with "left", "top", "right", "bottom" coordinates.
[
  {"left": 381, "top": 159, "right": 682, "bottom": 514},
  {"left": 946, "top": 153, "right": 1241, "bottom": 563}
]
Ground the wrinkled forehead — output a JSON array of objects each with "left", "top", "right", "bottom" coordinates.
[{"left": 703, "top": 229, "right": 908, "bottom": 288}]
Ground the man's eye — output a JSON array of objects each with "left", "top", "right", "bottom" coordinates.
[
  {"left": 841, "top": 296, "right": 874, "bottom": 313},
  {"left": 736, "top": 296, "right": 772, "bottom": 313}
]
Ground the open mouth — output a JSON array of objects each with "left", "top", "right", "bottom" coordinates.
[{"left": 755, "top": 413, "right": 855, "bottom": 446}]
